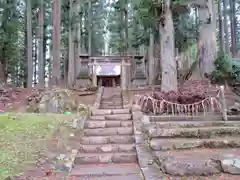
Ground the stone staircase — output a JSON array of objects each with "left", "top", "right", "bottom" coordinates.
[
  {"left": 100, "top": 87, "right": 123, "bottom": 109},
  {"left": 70, "top": 87, "right": 142, "bottom": 179},
  {"left": 141, "top": 116, "right": 240, "bottom": 178}
]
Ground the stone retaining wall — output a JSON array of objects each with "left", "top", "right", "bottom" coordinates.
[{"left": 132, "top": 105, "right": 166, "bottom": 180}]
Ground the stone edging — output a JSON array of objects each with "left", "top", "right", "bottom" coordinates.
[
  {"left": 53, "top": 115, "right": 85, "bottom": 175},
  {"left": 122, "top": 90, "right": 131, "bottom": 108},
  {"left": 54, "top": 149, "right": 78, "bottom": 173},
  {"left": 132, "top": 105, "right": 166, "bottom": 180},
  {"left": 92, "top": 86, "right": 103, "bottom": 110}
]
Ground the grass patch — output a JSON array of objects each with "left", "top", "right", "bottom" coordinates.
[{"left": 0, "top": 112, "right": 85, "bottom": 179}]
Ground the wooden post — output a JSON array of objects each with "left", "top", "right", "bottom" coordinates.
[
  {"left": 92, "top": 59, "right": 97, "bottom": 86},
  {"left": 121, "top": 58, "right": 127, "bottom": 90},
  {"left": 220, "top": 85, "right": 228, "bottom": 121}
]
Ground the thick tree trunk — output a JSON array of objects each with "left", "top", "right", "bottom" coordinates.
[
  {"left": 198, "top": 0, "right": 217, "bottom": 76},
  {"left": 218, "top": 0, "right": 224, "bottom": 54},
  {"left": 52, "top": 0, "right": 61, "bottom": 86},
  {"left": 0, "top": 62, "right": 6, "bottom": 84},
  {"left": 222, "top": 0, "right": 230, "bottom": 54},
  {"left": 88, "top": 0, "right": 92, "bottom": 55},
  {"left": 33, "top": 37, "right": 37, "bottom": 86},
  {"left": 26, "top": 0, "right": 33, "bottom": 88},
  {"left": 148, "top": 31, "right": 154, "bottom": 85},
  {"left": 38, "top": 0, "right": 45, "bottom": 88},
  {"left": 160, "top": 0, "right": 177, "bottom": 92},
  {"left": 124, "top": 0, "right": 128, "bottom": 54},
  {"left": 230, "top": 0, "right": 237, "bottom": 57},
  {"left": 68, "top": 0, "right": 75, "bottom": 88}
]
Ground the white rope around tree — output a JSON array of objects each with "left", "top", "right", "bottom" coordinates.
[{"left": 134, "top": 89, "right": 221, "bottom": 115}]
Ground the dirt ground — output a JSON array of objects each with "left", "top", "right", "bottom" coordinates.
[
  {"left": 1, "top": 114, "right": 83, "bottom": 180},
  {"left": 0, "top": 88, "right": 97, "bottom": 112}
]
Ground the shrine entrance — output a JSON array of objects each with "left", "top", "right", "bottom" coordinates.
[{"left": 97, "top": 75, "right": 121, "bottom": 87}]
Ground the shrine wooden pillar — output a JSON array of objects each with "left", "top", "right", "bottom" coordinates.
[
  {"left": 88, "top": 58, "right": 97, "bottom": 86},
  {"left": 92, "top": 59, "right": 97, "bottom": 86},
  {"left": 121, "top": 58, "right": 131, "bottom": 90},
  {"left": 121, "top": 58, "right": 127, "bottom": 90}
]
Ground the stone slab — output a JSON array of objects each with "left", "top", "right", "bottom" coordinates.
[
  {"left": 83, "top": 127, "right": 133, "bottom": 136},
  {"left": 89, "top": 116, "right": 105, "bottom": 121},
  {"left": 80, "top": 135, "right": 135, "bottom": 145},
  {"left": 105, "top": 114, "right": 132, "bottom": 120},
  {"left": 148, "top": 126, "right": 240, "bottom": 138},
  {"left": 112, "top": 109, "right": 130, "bottom": 114},
  {"left": 73, "top": 174, "right": 142, "bottom": 180},
  {"left": 150, "top": 137, "right": 240, "bottom": 151},
  {"left": 70, "top": 163, "right": 141, "bottom": 176},
  {"left": 153, "top": 148, "right": 240, "bottom": 176},
  {"left": 74, "top": 152, "right": 137, "bottom": 164},
  {"left": 79, "top": 144, "right": 136, "bottom": 153},
  {"left": 146, "top": 121, "right": 240, "bottom": 129},
  {"left": 91, "top": 109, "right": 112, "bottom": 116}
]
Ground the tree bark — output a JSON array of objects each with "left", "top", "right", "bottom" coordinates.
[
  {"left": 88, "top": 0, "right": 92, "bottom": 55},
  {"left": 52, "top": 0, "right": 61, "bottom": 86},
  {"left": 222, "top": 0, "right": 230, "bottom": 54},
  {"left": 148, "top": 31, "right": 154, "bottom": 85},
  {"left": 68, "top": 0, "right": 75, "bottom": 88},
  {"left": 160, "top": 0, "right": 178, "bottom": 92},
  {"left": 26, "top": 0, "right": 33, "bottom": 88},
  {"left": 38, "top": 0, "right": 45, "bottom": 88},
  {"left": 198, "top": 0, "right": 217, "bottom": 76},
  {"left": 218, "top": 0, "right": 224, "bottom": 54},
  {"left": 229, "top": 0, "right": 237, "bottom": 57}
]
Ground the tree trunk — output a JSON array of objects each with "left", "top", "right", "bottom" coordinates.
[
  {"left": 160, "top": 0, "right": 177, "bottom": 92},
  {"left": 124, "top": 0, "right": 128, "bottom": 55},
  {"left": 230, "top": 0, "right": 237, "bottom": 57},
  {"left": 68, "top": 0, "right": 75, "bottom": 88},
  {"left": 198, "top": 0, "right": 217, "bottom": 76},
  {"left": 0, "top": 62, "right": 6, "bottom": 84},
  {"left": 26, "top": 0, "right": 33, "bottom": 88},
  {"left": 88, "top": 0, "right": 92, "bottom": 55},
  {"left": 222, "top": 0, "right": 230, "bottom": 54},
  {"left": 148, "top": 31, "right": 154, "bottom": 85},
  {"left": 38, "top": 0, "right": 45, "bottom": 88},
  {"left": 52, "top": 0, "right": 61, "bottom": 86},
  {"left": 33, "top": 37, "right": 37, "bottom": 86},
  {"left": 218, "top": 0, "right": 224, "bottom": 54}
]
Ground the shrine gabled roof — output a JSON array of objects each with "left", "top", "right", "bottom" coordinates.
[{"left": 95, "top": 64, "right": 121, "bottom": 76}]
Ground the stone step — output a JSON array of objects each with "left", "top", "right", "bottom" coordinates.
[
  {"left": 147, "top": 126, "right": 240, "bottom": 138},
  {"left": 84, "top": 127, "right": 133, "bottom": 136},
  {"left": 100, "top": 106, "right": 123, "bottom": 109},
  {"left": 85, "top": 121, "right": 133, "bottom": 128},
  {"left": 105, "top": 114, "right": 131, "bottom": 120},
  {"left": 149, "top": 115, "right": 222, "bottom": 122},
  {"left": 80, "top": 135, "right": 135, "bottom": 145},
  {"left": 101, "top": 98, "right": 122, "bottom": 100},
  {"left": 79, "top": 144, "right": 136, "bottom": 153},
  {"left": 70, "top": 164, "right": 141, "bottom": 179},
  {"left": 74, "top": 152, "right": 137, "bottom": 164},
  {"left": 100, "top": 102, "right": 122, "bottom": 105},
  {"left": 146, "top": 121, "right": 240, "bottom": 130},
  {"left": 153, "top": 148, "right": 240, "bottom": 176},
  {"left": 91, "top": 109, "right": 130, "bottom": 116},
  {"left": 89, "top": 115, "right": 132, "bottom": 121},
  {"left": 91, "top": 109, "right": 112, "bottom": 115},
  {"left": 71, "top": 174, "right": 142, "bottom": 180},
  {"left": 150, "top": 137, "right": 240, "bottom": 151}
]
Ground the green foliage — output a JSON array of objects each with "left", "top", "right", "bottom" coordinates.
[{"left": 211, "top": 54, "right": 240, "bottom": 84}]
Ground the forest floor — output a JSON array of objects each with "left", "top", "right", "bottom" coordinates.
[
  {"left": 0, "top": 87, "right": 96, "bottom": 179},
  {"left": 0, "top": 113, "right": 85, "bottom": 179}
]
